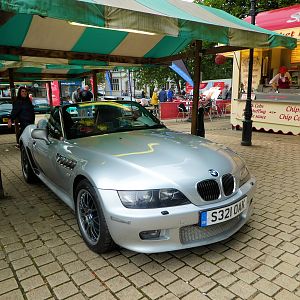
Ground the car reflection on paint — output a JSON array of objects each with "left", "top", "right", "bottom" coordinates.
[{"left": 19, "top": 100, "right": 256, "bottom": 254}]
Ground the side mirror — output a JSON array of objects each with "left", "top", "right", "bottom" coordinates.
[{"left": 31, "top": 128, "right": 51, "bottom": 145}]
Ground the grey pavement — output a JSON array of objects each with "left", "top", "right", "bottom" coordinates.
[{"left": 0, "top": 117, "right": 299, "bottom": 300}]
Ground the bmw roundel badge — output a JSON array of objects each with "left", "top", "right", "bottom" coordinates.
[{"left": 208, "top": 169, "right": 219, "bottom": 177}]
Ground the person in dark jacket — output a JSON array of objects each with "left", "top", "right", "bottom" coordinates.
[
  {"left": 158, "top": 87, "right": 167, "bottom": 102},
  {"left": 80, "top": 85, "right": 94, "bottom": 102},
  {"left": 8, "top": 86, "right": 35, "bottom": 147}
]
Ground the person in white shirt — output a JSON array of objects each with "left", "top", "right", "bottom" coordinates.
[{"left": 269, "top": 66, "right": 291, "bottom": 92}]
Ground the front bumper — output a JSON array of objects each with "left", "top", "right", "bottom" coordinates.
[{"left": 97, "top": 178, "right": 256, "bottom": 253}]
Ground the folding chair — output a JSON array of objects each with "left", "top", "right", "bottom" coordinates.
[
  {"left": 210, "top": 99, "right": 220, "bottom": 119},
  {"left": 176, "top": 103, "right": 189, "bottom": 122}
]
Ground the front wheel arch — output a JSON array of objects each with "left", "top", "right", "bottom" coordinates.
[{"left": 74, "top": 179, "right": 116, "bottom": 253}]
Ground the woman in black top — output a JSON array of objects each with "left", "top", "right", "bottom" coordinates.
[{"left": 8, "top": 86, "right": 35, "bottom": 146}]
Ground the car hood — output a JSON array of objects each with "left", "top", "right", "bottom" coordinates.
[{"left": 69, "top": 128, "right": 244, "bottom": 191}]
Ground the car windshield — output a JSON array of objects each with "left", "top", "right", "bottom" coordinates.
[{"left": 62, "top": 101, "right": 164, "bottom": 139}]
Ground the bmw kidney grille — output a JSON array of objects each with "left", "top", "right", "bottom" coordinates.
[{"left": 197, "top": 173, "right": 234, "bottom": 201}]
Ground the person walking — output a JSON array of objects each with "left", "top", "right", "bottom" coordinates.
[
  {"left": 8, "top": 86, "right": 35, "bottom": 148},
  {"left": 80, "top": 85, "right": 94, "bottom": 102},
  {"left": 151, "top": 88, "right": 159, "bottom": 117},
  {"left": 158, "top": 87, "right": 167, "bottom": 103}
]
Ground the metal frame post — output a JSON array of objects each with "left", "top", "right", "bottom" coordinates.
[
  {"left": 241, "top": 0, "right": 256, "bottom": 146},
  {"left": 191, "top": 40, "right": 202, "bottom": 136}
]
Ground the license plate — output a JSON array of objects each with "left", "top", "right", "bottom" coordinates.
[
  {"left": 200, "top": 197, "right": 247, "bottom": 227},
  {"left": 3, "top": 117, "right": 8, "bottom": 122}
]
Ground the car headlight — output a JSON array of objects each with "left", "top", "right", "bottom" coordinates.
[
  {"left": 239, "top": 166, "right": 250, "bottom": 187},
  {"left": 118, "top": 189, "right": 191, "bottom": 209}
]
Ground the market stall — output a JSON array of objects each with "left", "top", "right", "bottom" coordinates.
[{"left": 231, "top": 4, "right": 300, "bottom": 135}]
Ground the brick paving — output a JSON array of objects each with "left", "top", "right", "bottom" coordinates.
[{"left": 0, "top": 117, "right": 299, "bottom": 299}]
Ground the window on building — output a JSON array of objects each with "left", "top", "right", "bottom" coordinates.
[{"left": 112, "top": 78, "right": 120, "bottom": 91}]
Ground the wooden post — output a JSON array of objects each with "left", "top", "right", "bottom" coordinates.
[
  {"left": 92, "top": 71, "right": 98, "bottom": 101},
  {"left": 191, "top": 40, "right": 202, "bottom": 136},
  {"left": 47, "top": 81, "right": 53, "bottom": 107},
  {"left": 8, "top": 68, "right": 20, "bottom": 143},
  {"left": 0, "top": 169, "right": 4, "bottom": 199}
]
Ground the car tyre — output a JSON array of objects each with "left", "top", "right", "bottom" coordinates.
[
  {"left": 75, "top": 179, "right": 115, "bottom": 253},
  {"left": 21, "top": 145, "right": 37, "bottom": 183}
]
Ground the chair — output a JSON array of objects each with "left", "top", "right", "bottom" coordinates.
[
  {"left": 210, "top": 99, "right": 220, "bottom": 119},
  {"left": 222, "top": 103, "right": 231, "bottom": 116},
  {"left": 176, "top": 103, "right": 189, "bottom": 122},
  {"left": 201, "top": 99, "right": 213, "bottom": 121}
]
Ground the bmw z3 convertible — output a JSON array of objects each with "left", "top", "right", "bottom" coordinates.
[{"left": 20, "top": 101, "right": 256, "bottom": 253}]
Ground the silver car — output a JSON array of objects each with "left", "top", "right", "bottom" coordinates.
[{"left": 20, "top": 101, "right": 256, "bottom": 254}]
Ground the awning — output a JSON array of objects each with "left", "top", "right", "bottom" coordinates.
[
  {"left": 244, "top": 4, "right": 300, "bottom": 31},
  {"left": 0, "top": 60, "right": 113, "bottom": 81},
  {"left": 0, "top": 0, "right": 297, "bottom": 70}
]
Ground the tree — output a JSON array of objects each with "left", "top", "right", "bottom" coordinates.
[
  {"left": 198, "top": 0, "right": 299, "bottom": 18},
  {"left": 133, "top": 66, "right": 185, "bottom": 95},
  {"left": 134, "top": 1, "right": 298, "bottom": 90}
]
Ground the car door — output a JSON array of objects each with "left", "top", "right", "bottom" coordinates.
[{"left": 32, "top": 108, "right": 73, "bottom": 193}]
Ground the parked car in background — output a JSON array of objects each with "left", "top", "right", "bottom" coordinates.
[
  {"left": 32, "top": 98, "right": 51, "bottom": 114},
  {"left": 20, "top": 101, "right": 256, "bottom": 254},
  {"left": 0, "top": 98, "right": 13, "bottom": 131}
]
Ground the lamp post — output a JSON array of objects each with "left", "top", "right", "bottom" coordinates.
[{"left": 241, "top": 0, "right": 256, "bottom": 146}]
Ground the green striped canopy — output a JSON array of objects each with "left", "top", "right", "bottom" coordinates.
[
  {"left": 0, "top": 0, "right": 297, "bottom": 71},
  {"left": 0, "top": 60, "right": 113, "bottom": 81}
]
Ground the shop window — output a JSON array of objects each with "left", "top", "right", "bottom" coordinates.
[{"left": 112, "top": 78, "right": 120, "bottom": 91}]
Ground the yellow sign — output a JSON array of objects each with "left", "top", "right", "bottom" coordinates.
[{"left": 275, "top": 27, "right": 300, "bottom": 39}]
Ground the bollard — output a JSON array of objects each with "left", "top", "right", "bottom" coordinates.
[{"left": 0, "top": 168, "right": 4, "bottom": 199}]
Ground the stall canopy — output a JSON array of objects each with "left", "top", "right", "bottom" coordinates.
[
  {"left": 0, "top": 0, "right": 297, "bottom": 73},
  {"left": 244, "top": 4, "right": 300, "bottom": 32},
  {"left": 0, "top": 61, "right": 113, "bottom": 81}
]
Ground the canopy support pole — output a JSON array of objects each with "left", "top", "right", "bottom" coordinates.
[
  {"left": 0, "top": 169, "right": 4, "bottom": 199},
  {"left": 8, "top": 68, "right": 16, "bottom": 101},
  {"left": 9, "top": 68, "right": 20, "bottom": 145},
  {"left": 241, "top": 0, "right": 256, "bottom": 146},
  {"left": 191, "top": 40, "right": 202, "bottom": 136},
  {"left": 92, "top": 71, "right": 98, "bottom": 101},
  {"left": 47, "top": 82, "right": 53, "bottom": 107}
]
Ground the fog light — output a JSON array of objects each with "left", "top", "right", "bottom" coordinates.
[{"left": 139, "top": 230, "right": 161, "bottom": 240}]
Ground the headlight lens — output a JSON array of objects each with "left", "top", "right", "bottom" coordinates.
[
  {"left": 118, "top": 189, "right": 191, "bottom": 209},
  {"left": 239, "top": 166, "right": 250, "bottom": 187}
]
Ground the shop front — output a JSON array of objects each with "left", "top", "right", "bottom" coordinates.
[{"left": 231, "top": 4, "right": 300, "bottom": 135}]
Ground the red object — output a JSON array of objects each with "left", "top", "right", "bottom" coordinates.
[
  {"left": 215, "top": 55, "right": 226, "bottom": 65},
  {"left": 244, "top": 5, "right": 300, "bottom": 31},
  {"left": 49, "top": 81, "right": 61, "bottom": 106},
  {"left": 90, "top": 76, "right": 94, "bottom": 94},
  {"left": 213, "top": 82, "right": 225, "bottom": 89},
  {"left": 185, "top": 82, "right": 209, "bottom": 94},
  {"left": 279, "top": 66, "right": 288, "bottom": 73},
  {"left": 159, "top": 100, "right": 231, "bottom": 120}
]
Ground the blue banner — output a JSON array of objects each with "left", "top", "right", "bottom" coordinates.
[
  {"left": 170, "top": 60, "right": 193, "bottom": 86},
  {"left": 105, "top": 71, "right": 113, "bottom": 95}
]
